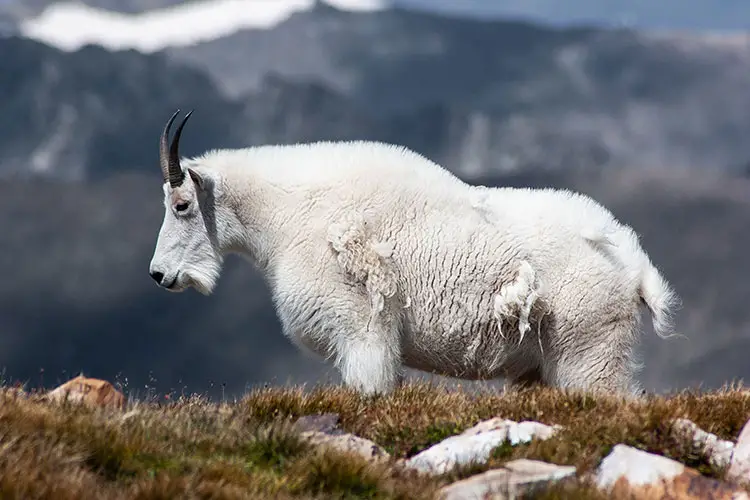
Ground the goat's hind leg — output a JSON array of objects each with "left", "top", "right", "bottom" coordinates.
[{"left": 542, "top": 320, "right": 643, "bottom": 397}]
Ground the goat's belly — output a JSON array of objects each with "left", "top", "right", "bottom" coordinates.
[
  {"left": 399, "top": 312, "right": 512, "bottom": 380},
  {"left": 389, "top": 230, "right": 535, "bottom": 378}
]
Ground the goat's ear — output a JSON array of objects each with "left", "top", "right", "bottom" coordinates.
[{"left": 188, "top": 167, "right": 213, "bottom": 193}]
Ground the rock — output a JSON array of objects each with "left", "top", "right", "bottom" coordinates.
[
  {"left": 596, "top": 444, "right": 686, "bottom": 489},
  {"left": 438, "top": 459, "right": 576, "bottom": 500},
  {"left": 596, "top": 444, "right": 749, "bottom": 499},
  {"left": 403, "top": 419, "right": 559, "bottom": 475},
  {"left": 300, "top": 430, "right": 390, "bottom": 464},
  {"left": 727, "top": 417, "right": 750, "bottom": 483},
  {"left": 292, "top": 413, "right": 343, "bottom": 435},
  {"left": 671, "top": 418, "right": 735, "bottom": 469},
  {"left": 460, "top": 417, "right": 517, "bottom": 436},
  {"left": 461, "top": 418, "right": 561, "bottom": 443},
  {"left": 46, "top": 375, "right": 125, "bottom": 410},
  {"left": 403, "top": 429, "right": 509, "bottom": 475}
]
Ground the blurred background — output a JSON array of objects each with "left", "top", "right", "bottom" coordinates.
[{"left": 1, "top": 0, "right": 749, "bottom": 399}]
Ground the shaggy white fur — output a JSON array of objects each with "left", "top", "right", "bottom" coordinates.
[{"left": 149, "top": 138, "right": 680, "bottom": 396}]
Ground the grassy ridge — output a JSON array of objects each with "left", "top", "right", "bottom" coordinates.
[{"left": 2, "top": 382, "right": 750, "bottom": 499}]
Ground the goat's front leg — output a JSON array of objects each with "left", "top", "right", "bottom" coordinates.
[
  {"left": 325, "top": 211, "right": 404, "bottom": 395},
  {"left": 272, "top": 263, "right": 404, "bottom": 395},
  {"left": 333, "top": 314, "right": 403, "bottom": 396}
]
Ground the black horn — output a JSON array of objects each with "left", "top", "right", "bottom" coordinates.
[
  {"left": 159, "top": 109, "right": 180, "bottom": 183},
  {"left": 159, "top": 109, "right": 193, "bottom": 188}
]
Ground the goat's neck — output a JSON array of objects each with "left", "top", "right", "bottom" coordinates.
[{"left": 221, "top": 170, "right": 288, "bottom": 273}]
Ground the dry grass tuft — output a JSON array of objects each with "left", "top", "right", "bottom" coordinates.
[{"left": 2, "top": 382, "right": 750, "bottom": 498}]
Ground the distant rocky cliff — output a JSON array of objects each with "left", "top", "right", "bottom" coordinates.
[{"left": 0, "top": 3, "right": 749, "bottom": 397}]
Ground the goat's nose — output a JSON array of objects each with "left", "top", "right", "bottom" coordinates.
[{"left": 150, "top": 271, "right": 164, "bottom": 285}]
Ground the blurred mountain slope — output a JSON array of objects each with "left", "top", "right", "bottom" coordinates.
[
  {"left": 0, "top": 5, "right": 749, "bottom": 396},
  {"left": 2, "top": 167, "right": 749, "bottom": 396}
]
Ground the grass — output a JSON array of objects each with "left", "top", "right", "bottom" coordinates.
[{"left": 2, "top": 381, "right": 750, "bottom": 499}]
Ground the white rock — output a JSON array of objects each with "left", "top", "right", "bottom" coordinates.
[
  {"left": 403, "top": 419, "right": 559, "bottom": 475},
  {"left": 405, "top": 429, "right": 510, "bottom": 475},
  {"left": 506, "top": 421, "right": 560, "bottom": 445},
  {"left": 596, "top": 444, "right": 686, "bottom": 489},
  {"left": 438, "top": 459, "right": 576, "bottom": 500},
  {"left": 671, "top": 418, "right": 735, "bottom": 469},
  {"left": 728, "top": 417, "right": 750, "bottom": 483},
  {"left": 460, "top": 417, "right": 517, "bottom": 436},
  {"left": 596, "top": 444, "right": 750, "bottom": 499}
]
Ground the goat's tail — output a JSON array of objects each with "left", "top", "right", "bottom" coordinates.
[{"left": 639, "top": 259, "right": 680, "bottom": 338}]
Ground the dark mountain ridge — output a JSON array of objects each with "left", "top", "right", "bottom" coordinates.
[
  {"left": 0, "top": 7, "right": 749, "bottom": 397},
  {"left": 4, "top": 5, "right": 750, "bottom": 182}
]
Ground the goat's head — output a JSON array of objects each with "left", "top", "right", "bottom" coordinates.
[{"left": 148, "top": 110, "right": 224, "bottom": 295}]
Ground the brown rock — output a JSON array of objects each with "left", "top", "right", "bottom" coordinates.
[
  {"left": 608, "top": 472, "right": 749, "bottom": 500},
  {"left": 46, "top": 375, "right": 125, "bottom": 410}
]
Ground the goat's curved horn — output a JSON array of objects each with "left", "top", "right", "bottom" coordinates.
[
  {"left": 160, "top": 109, "right": 180, "bottom": 184},
  {"left": 168, "top": 110, "right": 193, "bottom": 187},
  {"left": 159, "top": 109, "right": 193, "bottom": 188}
]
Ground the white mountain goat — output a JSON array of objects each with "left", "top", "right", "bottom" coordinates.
[{"left": 149, "top": 110, "right": 679, "bottom": 396}]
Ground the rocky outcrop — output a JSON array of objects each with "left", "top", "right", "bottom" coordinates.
[
  {"left": 437, "top": 459, "right": 576, "bottom": 500},
  {"left": 288, "top": 413, "right": 750, "bottom": 497},
  {"left": 30, "top": 394, "right": 750, "bottom": 497}
]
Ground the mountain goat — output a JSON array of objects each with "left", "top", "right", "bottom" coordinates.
[{"left": 149, "top": 110, "right": 679, "bottom": 396}]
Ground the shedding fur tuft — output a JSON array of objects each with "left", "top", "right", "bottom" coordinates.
[
  {"left": 327, "top": 213, "right": 398, "bottom": 321},
  {"left": 493, "top": 260, "right": 541, "bottom": 345}
]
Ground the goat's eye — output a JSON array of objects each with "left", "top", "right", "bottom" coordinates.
[{"left": 175, "top": 202, "right": 190, "bottom": 212}]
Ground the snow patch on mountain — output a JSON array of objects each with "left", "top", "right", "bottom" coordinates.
[{"left": 19, "top": 0, "right": 388, "bottom": 52}]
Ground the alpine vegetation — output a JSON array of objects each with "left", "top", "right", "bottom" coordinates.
[{"left": 148, "top": 110, "right": 680, "bottom": 397}]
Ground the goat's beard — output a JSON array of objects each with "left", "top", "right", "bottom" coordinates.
[{"left": 182, "top": 261, "right": 222, "bottom": 296}]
